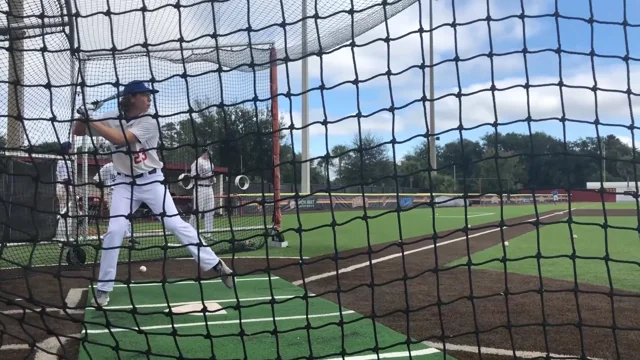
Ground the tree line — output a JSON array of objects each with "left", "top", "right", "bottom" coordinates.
[
  {"left": 25, "top": 104, "right": 640, "bottom": 194},
  {"left": 325, "top": 131, "right": 639, "bottom": 193},
  {"left": 153, "top": 104, "right": 640, "bottom": 194}
]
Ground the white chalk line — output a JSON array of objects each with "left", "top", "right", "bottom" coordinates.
[
  {"left": 32, "top": 288, "right": 86, "bottom": 360},
  {"left": 436, "top": 212, "right": 494, "bottom": 218},
  {"left": 109, "top": 275, "right": 279, "bottom": 288},
  {"left": 0, "top": 342, "right": 31, "bottom": 350},
  {"left": 174, "top": 256, "right": 309, "bottom": 260},
  {"left": 293, "top": 209, "right": 572, "bottom": 286},
  {"left": 83, "top": 310, "right": 357, "bottom": 334},
  {"left": 423, "top": 341, "right": 605, "bottom": 360},
  {"left": 1, "top": 289, "right": 85, "bottom": 360},
  {"left": 90, "top": 294, "right": 312, "bottom": 311},
  {"left": 0, "top": 307, "right": 85, "bottom": 316},
  {"left": 1, "top": 255, "right": 305, "bottom": 271},
  {"left": 1, "top": 288, "right": 86, "bottom": 316},
  {"left": 325, "top": 348, "right": 440, "bottom": 359}
]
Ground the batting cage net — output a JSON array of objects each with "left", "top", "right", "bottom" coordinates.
[{"left": 1, "top": 0, "right": 640, "bottom": 360}]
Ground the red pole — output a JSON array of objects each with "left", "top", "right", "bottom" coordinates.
[{"left": 270, "top": 47, "right": 281, "bottom": 230}]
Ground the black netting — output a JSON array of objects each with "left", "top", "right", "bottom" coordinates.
[
  {"left": 0, "top": 155, "right": 58, "bottom": 243},
  {"left": 1, "top": 0, "right": 640, "bottom": 360}
]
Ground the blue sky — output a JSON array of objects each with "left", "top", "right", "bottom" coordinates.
[
  {"left": 3, "top": 0, "right": 640, "bottom": 162},
  {"left": 277, "top": 0, "right": 640, "bottom": 162}
]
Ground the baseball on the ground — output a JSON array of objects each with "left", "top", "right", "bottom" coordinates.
[
  {"left": 505, "top": 241, "right": 509, "bottom": 246},
  {"left": 139, "top": 265, "right": 147, "bottom": 273}
]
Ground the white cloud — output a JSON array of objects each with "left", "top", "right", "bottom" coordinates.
[
  {"left": 434, "top": 63, "right": 640, "bottom": 130},
  {"left": 618, "top": 135, "right": 635, "bottom": 147},
  {"left": 272, "top": 0, "right": 557, "bottom": 148},
  {"left": 0, "top": 0, "right": 591, "bottom": 150},
  {"left": 616, "top": 134, "right": 640, "bottom": 151},
  {"left": 291, "top": 0, "right": 553, "bottom": 88}
]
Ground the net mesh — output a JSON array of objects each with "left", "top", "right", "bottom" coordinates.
[{"left": 1, "top": 0, "right": 640, "bottom": 360}]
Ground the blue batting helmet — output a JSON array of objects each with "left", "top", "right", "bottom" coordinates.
[
  {"left": 121, "top": 81, "right": 159, "bottom": 96},
  {"left": 60, "top": 141, "right": 72, "bottom": 153}
]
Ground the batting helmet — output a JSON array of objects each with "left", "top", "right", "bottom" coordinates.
[{"left": 60, "top": 141, "right": 72, "bottom": 154}]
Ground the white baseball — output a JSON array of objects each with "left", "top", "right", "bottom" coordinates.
[
  {"left": 505, "top": 241, "right": 509, "bottom": 246},
  {"left": 139, "top": 265, "right": 147, "bottom": 273}
]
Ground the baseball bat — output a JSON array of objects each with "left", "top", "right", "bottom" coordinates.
[
  {"left": 91, "top": 93, "right": 119, "bottom": 111},
  {"left": 76, "top": 93, "right": 119, "bottom": 117}
]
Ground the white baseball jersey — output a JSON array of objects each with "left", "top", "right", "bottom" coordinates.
[
  {"left": 56, "top": 158, "right": 73, "bottom": 183},
  {"left": 190, "top": 156, "right": 214, "bottom": 184},
  {"left": 96, "top": 109, "right": 163, "bottom": 176},
  {"left": 93, "top": 162, "right": 118, "bottom": 187}
]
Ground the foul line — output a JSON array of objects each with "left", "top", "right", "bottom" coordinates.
[
  {"left": 110, "top": 276, "right": 279, "bottom": 288},
  {"left": 325, "top": 348, "right": 440, "bottom": 359},
  {"left": 84, "top": 310, "right": 356, "bottom": 334},
  {"left": 293, "top": 209, "right": 572, "bottom": 286},
  {"left": 423, "top": 341, "right": 605, "bottom": 360}
]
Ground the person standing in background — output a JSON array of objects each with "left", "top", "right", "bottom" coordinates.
[
  {"left": 189, "top": 147, "right": 216, "bottom": 237},
  {"left": 56, "top": 141, "right": 77, "bottom": 244}
]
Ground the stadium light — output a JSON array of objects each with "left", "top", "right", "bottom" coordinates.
[
  {"left": 429, "top": 0, "right": 437, "bottom": 174},
  {"left": 301, "top": 0, "right": 310, "bottom": 194}
]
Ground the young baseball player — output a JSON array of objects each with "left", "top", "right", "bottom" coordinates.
[
  {"left": 72, "top": 80, "right": 233, "bottom": 307},
  {"left": 55, "top": 141, "right": 77, "bottom": 243},
  {"left": 189, "top": 148, "right": 216, "bottom": 236},
  {"left": 93, "top": 161, "right": 138, "bottom": 246}
]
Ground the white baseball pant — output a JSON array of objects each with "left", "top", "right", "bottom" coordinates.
[
  {"left": 56, "top": 184, "right": 77, "bottom": 242},
  {"left": 102, "top": 190, "right": 132, "bottom": 237},
  {"left": 97, "top": 171, "right": 220, "bottom": 292},
  {"left": 189, "top": 184, "right": 215, "bottom": 234}
]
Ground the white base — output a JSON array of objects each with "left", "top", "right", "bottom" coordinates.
[{"left": 269, "top": 240, "right": 288, "bottom": 248}]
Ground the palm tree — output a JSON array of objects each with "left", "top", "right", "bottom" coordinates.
[
  {"left": 314, "top": 158, "right": 331, "bottom": 186},
  {"left": 330, "top": 144, "right": 352, "bottom": 183}
]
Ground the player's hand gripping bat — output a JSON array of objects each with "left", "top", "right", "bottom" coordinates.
[{"left": 76, "top": 93, "right": 119, "bottom": 118}]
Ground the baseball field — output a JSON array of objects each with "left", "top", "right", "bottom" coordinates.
[{"left": 1, "top": 200, "right": 639, "bottom": 359}]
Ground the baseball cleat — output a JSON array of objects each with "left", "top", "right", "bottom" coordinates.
[
  {"left": 91, "top": 290, "right": 110, "bottom": 307},
  {"left": 213, "top": 260, "right": 234, "bottom": 289}
]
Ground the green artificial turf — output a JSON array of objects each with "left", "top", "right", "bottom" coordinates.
[
  {"left": 0, "top": 202, "right": 566, "bottom": 269},
  {"left": 447, "top": 216, "right": 640, "bottom": 292},
  {"left": 78, "top": 276, "right": 443, "bottom": 360}
]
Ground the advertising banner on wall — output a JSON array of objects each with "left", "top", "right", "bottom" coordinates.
[
  {"left": 233, "top": 193, "right": 477, "bottom": 215},
  {"left": 221, "top": 192, "right": 572, "bottom": 216}
]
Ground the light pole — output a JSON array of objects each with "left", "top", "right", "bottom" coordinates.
[
  {"left": 7, "top": 0, "right": 25, "bottom": 149},
  {"left": 301, "top": 0, "right": 310, "bottom": 194},
  {"left": 429, "top": 0, "right": 437, "bottom": 173},
  {"left": 602, "top": 141, "right": 606, "bottom": 183}
]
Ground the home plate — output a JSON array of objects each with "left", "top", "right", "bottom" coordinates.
[{"left": 168, "top": 302, "right": 227, "bottom": 315}]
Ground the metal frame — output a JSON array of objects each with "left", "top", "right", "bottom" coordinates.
[
  {"left": 74, "top": 42, "right": 279, "bottom": 238},
  {"left": 0, "top": 19, "right": 69, "bottom": 36},
  {"left": 82, "top": 42, "right": 276, "bottom": 60},
  {"left": 4, "top": 0, "right": 76, "bottom": 149}
]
